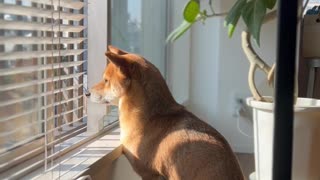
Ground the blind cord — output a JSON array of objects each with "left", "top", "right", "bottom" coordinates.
[
  {"left": 58, "top": 0, "right": 62, "bottom": 179},
  {"left": 45, "top": 0, "right": 55, "bottom": 174}
]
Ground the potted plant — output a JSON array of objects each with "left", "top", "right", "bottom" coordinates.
[{"left": 167, "top": 0, "right": 320, "bottom": 179}]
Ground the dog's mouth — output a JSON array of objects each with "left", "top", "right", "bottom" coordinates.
[
  {"left": 84, "top": 87, "right": 115, "bottom": 105},
  {"left": 85, "top": 93, "right": 110, "bottom": 104},
  {"left": 92, "top": 97, "right": 110, "bottom": 104}
]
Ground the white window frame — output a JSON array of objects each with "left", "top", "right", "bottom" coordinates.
[{"left": 86, "top": 0, "right": 112, "bottom": 133}]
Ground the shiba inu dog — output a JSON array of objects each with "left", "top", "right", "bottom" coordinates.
[{"left": 89, "top": 46, "right": 244, "bottom": 180}]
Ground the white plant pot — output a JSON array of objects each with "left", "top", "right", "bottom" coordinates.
[{"left": 247, "top": 97, "right": 320, "bottom": 180}]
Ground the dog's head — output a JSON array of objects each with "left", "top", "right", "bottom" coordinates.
[{"left": 88, "top": 45, "right": 151, "bottom": 105}]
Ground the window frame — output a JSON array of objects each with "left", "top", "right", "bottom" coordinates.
[
  {"left": 1, "top": 0, "right": 173, "bottom": 178},
  {"left": 86, "top": 0, "right": 112, "bottom": 133},
  {"left": 1, "top": 0, "right": 114, "bottom": 177},
  {"left": 0, "top": 0, "right": 91, "bottom": 177}
]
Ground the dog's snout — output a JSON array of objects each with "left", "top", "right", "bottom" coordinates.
[{"left": 83, "top": 86, "right": 91, "bottom": 97}]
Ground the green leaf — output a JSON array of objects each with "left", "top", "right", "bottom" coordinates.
[
  {"left": 183, "top": 0, "right": 200, "bottom": 23},
  {"left": 166, "top": 21, "right": 193, "bottom": 43},
  {"left": 262, "top": 0, "right": 276, "bottom": 9},
  {"left": 241, "top": 0, "right": 267, "bottom": 46},
  {"left": 224, "top": 0, "right": 247, "bottom": 38}
]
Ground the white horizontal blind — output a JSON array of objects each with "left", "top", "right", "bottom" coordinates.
[{"left": 0, "top": 0, "right": 87, "bottom": 178}]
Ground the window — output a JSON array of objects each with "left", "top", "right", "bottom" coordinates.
[
  {"left": 0, "top": 0, "right": 89, "bottom": 178},
  {"left": 304, "top": 0, "right": 320, "bottom": 13},
  {"left": 111, "top": 0, "right": 168, "bottom": 76},
  {"left": 86, "top": 0, "right": 169, "bottom": 130},
  {"left": 0, "top": 0, "right": 169, "bottom": 179}
]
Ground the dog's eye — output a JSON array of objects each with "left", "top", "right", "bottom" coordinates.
[{"left": 104, "top": 79, "right": 108, "bottom": 83}]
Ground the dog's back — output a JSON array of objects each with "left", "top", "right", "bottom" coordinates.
[
  {"left": 124, "top": 108, "right": 244, "bottom": 180},
  {"left": 90, "top": 46, "right": 244, "bottom": 180}
]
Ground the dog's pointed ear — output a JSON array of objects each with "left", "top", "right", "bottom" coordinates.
[
  {"left": 105, "top": 52, "right": 132, "bottom": 77},
  {"left": 105, "top": 52, "right": 128, "bottom": 67},
  {"left": 107, "top": 45, "right": 128, "bottom": 55}
]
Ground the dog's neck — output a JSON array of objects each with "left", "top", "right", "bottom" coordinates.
[
  {"left": 118, "top": 92, "right": 179, "bottom": 121},
  {"left": 118, "top": 81, "right": 182, "bottom": 137}
]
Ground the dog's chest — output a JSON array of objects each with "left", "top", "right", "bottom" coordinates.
[
  {"left": 122, "top": 137, "right": 157, "bottom": 172},
  {"left": 120, "top": 128, "right": 143, "bottom": 154},
  {"left": 121, "top": 129, "right": 164, "bottom": 171}
]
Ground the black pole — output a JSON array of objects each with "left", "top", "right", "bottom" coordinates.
[{"left": 273, "top": 0, "right": 299, "bottom": 179}]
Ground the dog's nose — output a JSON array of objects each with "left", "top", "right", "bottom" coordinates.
[{"left": 83, "top": 86, "right": 91, "bottom": 97}]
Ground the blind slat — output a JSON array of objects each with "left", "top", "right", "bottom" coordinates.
[
  {"left": 0, "top": 108, "right": 38, "bottom": 123},
  {"left": 0, "top": 37, "right": 85, "bottom": 45},
  {"left": 0, "top": 61, "right": 84, "bottom": 76},
  {"left": 0, "top": 4, "right": 85, "bottom": 21},
  {"left": 0, "top": 143, "right": 43, "bottom": 170},
  {"left": 0, "top": 49, "right": 85, "bottom": 61},
  {"left": 0, "top": 72, "right": 84, "bottom": 91},
  {"left": 25, "top": 0, "right": 85, "bottom": 10},
  {"left": 0, "top": 95, "right": 83, "bottom": 122},
  {"left": 48, "top": 115, "right": 85, "bottom": 133},
  {"left": 0, "top": 134, "right": 43, "bottom": 155},
  {"left": 0, "top": 84, "right": 83, "bottom": 107},
  {"left": 45, "top": 124, "right": 86, "bottom": 151},
  {"left": 0, "top": 107, "right": 84, "bottom": 138},
  {"left": 0, "top": 0, "right": 88, "bottom": 175},
  {"left": 0, "top": 20, "right": 85, "bottom": 33}
]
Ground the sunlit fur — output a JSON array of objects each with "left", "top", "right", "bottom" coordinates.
[
  {"left": 89, "top": 62, "right": 124, "bottom": 105},
  {"left": 90, "top": 46, "right": 244, "bottom": 180}
]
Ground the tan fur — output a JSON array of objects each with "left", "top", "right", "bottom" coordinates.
[{"left": 90, "top": 46, "right": 244, "bottom": 180}]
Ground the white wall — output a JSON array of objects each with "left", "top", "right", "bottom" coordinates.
[
  {"left": 167, "top": 0, "right": 191, "bottom": 105},
  {"left": 188, "top": 0, "right": 278, "bottom": 153}
]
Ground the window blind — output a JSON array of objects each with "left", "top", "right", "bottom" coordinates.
[{"left": 0, "top": 0, "right": 87, "bottom": 178}]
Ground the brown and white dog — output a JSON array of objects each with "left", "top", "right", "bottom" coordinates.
[{"left": 89, "top": 46, "right": 244, "bottom": 180}]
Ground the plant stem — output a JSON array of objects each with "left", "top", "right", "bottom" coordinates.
[
  {"left": 205, "top": 0, "right": 228, "bottom": 18},
  {"left": 209, "top": 0, "right": 215, "bottom": 14},
  {"left": 206, "top": 12, "right": 229, "bottom": 17},
  {"left": 264, "top": 10, "right": 277, "bottom": 24},
  {"left": 202, "top": 9, "right": 279, "bottom": 101},
  {"left": 242, "top": 31, "right": 271, "bottom": 73},
  {"left": 241, "top": 11, "right": 277, "bottom": 102}
]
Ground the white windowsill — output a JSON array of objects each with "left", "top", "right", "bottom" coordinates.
[{"left": 25, "top": 125, "right": 123, "bottom": 180}]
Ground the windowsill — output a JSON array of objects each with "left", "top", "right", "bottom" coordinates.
[
  {"left": 25, "top": 125, "right": 123, "bottom": 179},
  {"left": 4, "top": 102, "right": 188, "bottom": 179}
]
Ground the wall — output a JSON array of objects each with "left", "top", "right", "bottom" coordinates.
[
  {"left": 188, "top": 0, "right": 278, "bottom": 153},
  {"left": 141, "top": 0, "right": 167, "bottom": 75},
  {"left": 167, "top": 0, "right": 191, "bottom": 105}
]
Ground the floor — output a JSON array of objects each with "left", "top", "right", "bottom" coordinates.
[{"left": 236, "top": 153, "right": 255, "bottom": 180}]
